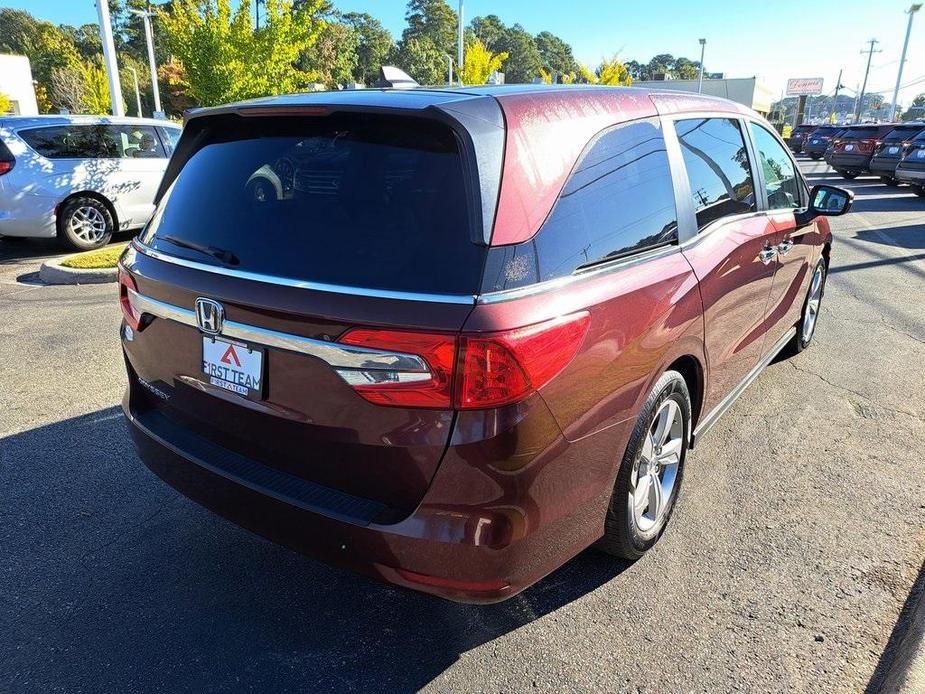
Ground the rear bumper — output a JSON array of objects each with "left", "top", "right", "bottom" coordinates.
[
  {"left": 803, "top": 144, "right": 828, "bottom": 156},
  {"left": 0, "top": 191, "right": 57, "bottom": 238},
  {"left": 895, "top": 165, "right": 925, "bottom": 184},
  {"left": 827, "top": 153, "right": 872, "bottom": 171},
  {"left": 869, "top": 158, "right": 900, "bottom": 176},
  {"left": 123, "top": 390, "right": 621, "bottom": 603}
]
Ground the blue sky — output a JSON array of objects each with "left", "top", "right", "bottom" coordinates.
[{"left": 8, "top": 0, "right": 925, "bottom": 106}]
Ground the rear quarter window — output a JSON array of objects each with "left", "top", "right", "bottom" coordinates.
[
  {"left": 19, "top": 125, "right": 105, "bottom": 158},
  {"left": 141, "top": 114, "right": 484, "bottom": 295}
]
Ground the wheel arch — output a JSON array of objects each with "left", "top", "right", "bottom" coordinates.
[
  {"left": 665, "top": 354, "right": 705, "bottom": 431},
  {"left": 56, "top": 191, "right": 119, "bottom": 232}
]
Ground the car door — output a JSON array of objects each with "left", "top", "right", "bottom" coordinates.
[
  {"left": 99, "top": 124, "right": 168, "bottom": 228},
  {"left": 670, "top": 116, "right": 780, "bottom": 414},
  {"left": 747, "top": 121, "right": 815, "bottom": 345}
]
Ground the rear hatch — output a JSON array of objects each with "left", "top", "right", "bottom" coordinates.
[
  {"left": 121, "top": 105, "right": 501, "bottom": 517},
  {"left": 833, "top": 125, "right": 890, "bottom": 155},
  {"left": 874, "top": 125, "right": 925, "bottom": 159}
]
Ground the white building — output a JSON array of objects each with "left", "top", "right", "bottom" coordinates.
[
  {"left": 631, "top": 77, "right": 775, "bottom": 116},
  {"left": 0, "top": 54, "right": 39, "bottom": 116}
]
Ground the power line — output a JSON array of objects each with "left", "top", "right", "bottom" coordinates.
[{"left": 855, "top": 38, "right": 882, "bottom": 120}]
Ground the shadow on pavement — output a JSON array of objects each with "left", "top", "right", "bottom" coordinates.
[
  {"left": 1, "top": 408, "right": 630, "bottom": 693},
  {"left": 0, "top": 233, "right": 134, "bottom": 265}
]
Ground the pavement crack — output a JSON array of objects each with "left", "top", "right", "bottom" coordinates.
[{"left": 788, "top": 361, "right": 922, "bottom": 421}]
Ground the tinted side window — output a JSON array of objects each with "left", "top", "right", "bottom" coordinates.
[
  {"left": 158, "top": 127, "right": 181, "bottom": 154},
  {"left": 101, "top": 125, "right": 166, "bottom": 158},
  {"left": 749, "top": 123, "right": 802, "bottom": 210},
  {"left": 19, "top": 125, "right": 105, "bottom": 159},
  {"left": 539, "top": 120, "right": 677, "bottom": 272},
  {"left": 676, "top": 118, "right": 755, "bottom": 230}
]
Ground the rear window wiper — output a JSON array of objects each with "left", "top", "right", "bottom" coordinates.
[{"left": 158, "top": 235, "right": 240, "bottom": 266}]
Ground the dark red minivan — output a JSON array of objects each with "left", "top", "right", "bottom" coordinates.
[{"left": 119, "top": 86, "right": 852, "bottom": 603}]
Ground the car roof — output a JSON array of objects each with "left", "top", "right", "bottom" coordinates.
[
  {"left": 184, "top": 84, "right": 754, "bottom": 123},
  {"left": 0, "top": 115, "right": 181, "bottom": 130}
]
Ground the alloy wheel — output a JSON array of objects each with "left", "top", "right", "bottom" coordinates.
[
  {"left": 68, "top": 205, "right": 108, "bottom": 244},
  {"left": 802, "top": 264, "right": 824, "bottom": 343},
  {"left": 631, "top": 398, "right": 683, "bottom": 532}
]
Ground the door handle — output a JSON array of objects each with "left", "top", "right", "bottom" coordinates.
[
  {"left": 776, "top": 239, "right": 795, "bottom": 256},
  {"left": 758, "top": 247, "right": 777, "bottom": 265}
]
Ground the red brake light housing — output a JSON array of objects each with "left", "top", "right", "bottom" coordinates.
[
  {"left": 0, "top": 140, "right": 14, "bottom": 175},
  {"left": 118, "top": 269, "right": 142, "bottom": 331},
  {"left": 338, "top": 312, "right": 591, "bottom": 410}
]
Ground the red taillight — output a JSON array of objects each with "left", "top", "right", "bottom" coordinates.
[
  {"left": 118, "top": 269, "right": 141, "bottom": 331},
  {"left": 457, "top": 312, "right": 591, "bottom": 409},
  {"left": 338, "top": 311, "right": 591, "bottom": 410},
  {"left": 0, "top": 160, "right": 13, "bottom": 175},
  {"left": 339, "top": 329, "right": 457, "bottom": 408},
  {"left": 857, "top": 139, "right": 874, "bottom": 153}
]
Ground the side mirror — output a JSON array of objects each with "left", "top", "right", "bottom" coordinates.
[{"left": 796, "top": 184, "right": 853, "bottom": 225}]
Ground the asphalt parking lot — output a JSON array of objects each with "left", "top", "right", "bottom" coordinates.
[{"left": 1, "top": 159, "right": 923, "bottom": 693}]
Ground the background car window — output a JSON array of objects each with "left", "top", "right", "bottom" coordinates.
[
  {"left": 100, "top": 125, "right": 166, "bottom": 158},
  {"left": 749, "top": 123, "right": 802, "bottom": 210},
  {"left": 158, "top": 127, "right": 181, "bottom": 155},
  {"left": 19, "top": 125, "right": 105, "bottom": 159},
  {"left": 676, "top": 117, "right": 755, "bottom": 230}
]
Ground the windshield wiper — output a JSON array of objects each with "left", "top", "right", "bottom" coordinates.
[{"left": 159, "top": 235, "right": 239, "bottom": 266}]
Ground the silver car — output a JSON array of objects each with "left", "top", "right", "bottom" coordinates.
[{"left": 0, "top": 115, "right": 181, "bottom": 250}]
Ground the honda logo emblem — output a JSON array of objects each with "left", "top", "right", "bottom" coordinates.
[{"left": 195, "top": 297, "right": 224, "bottom": 336}]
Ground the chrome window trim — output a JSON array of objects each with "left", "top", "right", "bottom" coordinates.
[
  {"left": 477, "top": 244, "right": 680, "bottom": 305},
  {"left": 126, "top": 288, "right": 431, "bottom": 374},
  {"left": 131, "top": 240, "right": 477, "bottom": 306}
]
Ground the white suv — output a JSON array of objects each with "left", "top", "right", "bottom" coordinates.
[{"left": 0, "top": 115, "right": 181, "bottom": 250}]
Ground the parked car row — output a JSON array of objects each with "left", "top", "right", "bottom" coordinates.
[
  {"left": 0, "top": 115, "right": 181, "bottom": 250},
  {"left": 790, "top": 120, "right": 925, "bottom": 195}
]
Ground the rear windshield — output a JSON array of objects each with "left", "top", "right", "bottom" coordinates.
[
  {"left": 140, "top": 114, "right": 483, "bottom": 295},
  {"left": 841, "top": 127, "right": 881, "bottom": 140},
  {"left": 810, "top": 126, "right": 840, "bottom": 135},
  {"left": 884, "top": 126, "right": 925, "bottom": 141}
]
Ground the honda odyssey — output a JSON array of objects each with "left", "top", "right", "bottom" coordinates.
[{"left": 119, "top": 86, "right": 851, "bottom": 603}]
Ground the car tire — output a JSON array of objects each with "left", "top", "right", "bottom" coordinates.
[
  {"left": 782, "top": 258, "right": 827, "bottom": 358},
  {"left": 0, "top": 236, "right": 27, "bottom": 242},
  {"left": 913, "top": 185, "right": 925, "bottom": 197},
  {"left": 840, "top": 171, "right": 859, "bottom": 180},
  {"left": 596, "top": 370, "right": 691, "bottom": 561},
  {"left": 57, "top": 197, "right": 114, "bottom": 251},
  {"left": 880, "top": 176, "right": 900, "bottom": 187}
]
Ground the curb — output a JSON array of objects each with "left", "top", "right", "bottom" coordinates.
[
  {"left": 39, "top": 257, "right": 118, "bottom": 285},
  {"left": 877, "top": 563, "right": 925, "bottom": 693}
]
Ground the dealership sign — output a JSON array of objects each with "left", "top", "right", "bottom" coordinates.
[{"left": 786, "top": 78, "right": 824, "bottom": 96}]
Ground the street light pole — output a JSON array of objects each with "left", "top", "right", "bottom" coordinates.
[
  {"left": 889, "top": 3, "right": 922, "bottom": 121},
  {"left": 130, "top": 9, "right": 162, "bottom": 115},
  {"left": 95, "top": 0, "right": 124, "bottom": 116},
  {"left": 697, "top": 39, "right": 706, "bottom": 93},
  {"left": 457, "top": 1, "right": 464, "bottom": 86},
  {"left": 128, "top": 66, "right": 142, "bottom": 117}
]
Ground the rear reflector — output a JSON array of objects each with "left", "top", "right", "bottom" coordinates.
[
  {"left": 338, "top": 311, "right": 590, "bottom": 410},
  {"left": 118, "top": 270, "right": 142, "bottom": 331},
  {"left": 0, "top": 160, "right": 13, "bottom": 175},
  {"left": 395, "top": 568, "right": 510, "bottom": 594}
]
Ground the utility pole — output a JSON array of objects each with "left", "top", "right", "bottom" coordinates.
[
  {"left": 130, "top": 9, "right": 162, "bottom": 116},
  {"left": 832, "top": 68, "right": 844, "bottom": 122},
  {"left": 457, "top": 1, "right": 464, "bottom": 85},
  {"left": 95, "top": 0, "right": 124, "bottom": 116},
  {"left": 889, "top": 3, "right": 922, "bottom": 121},
  {"left": 855, "top": 38, "right": 881, "bottom": 121},
  {"left": 697, "top": 39, "right": 706, "bottom": 93}
]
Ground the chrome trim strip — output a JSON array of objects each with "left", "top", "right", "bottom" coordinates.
[
  {"left": 127, "top": 289, "right": 430, "bottom": 373},
  {"left": 477, "top": 244, "right": 680, "bottom": 305},
  {"left": 691, "top": 326, "right": 797, "bottom": 447},
  {"left": 131, "top": 241, "right": 477, "bottom": 306}
]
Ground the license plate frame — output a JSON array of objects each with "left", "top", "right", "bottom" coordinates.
[
  {"left": 888, "top": 146, "right": 900, "bottom": 155},
  {"left": 201, "top": 335, "right": 266, "bottom": 400},
  {"left": 845, "top": 144, "right": 855, "bottom": 152}
]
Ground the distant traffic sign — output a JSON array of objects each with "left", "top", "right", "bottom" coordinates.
[{"left": 786, "top": 78, "right": 824, "bottom": 96}]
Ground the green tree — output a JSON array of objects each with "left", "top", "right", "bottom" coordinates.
[
  {"left": 402, "top": 0, "right": 457, "bottom": 56},
  {"left": 343, "top": 12, "right": 393, "bottom": 85},
  {"left": 597, "top": 55, "right": 632, "bottom": 86},
  {"left": 495, "top": 23, "right": 542, "bottom": 83},
  {"left": 158, "top": 0, "right": 325, "bottom": 106},
  {"left": 534, "top": 31, "right": 575, "bottom": 80},
  {"left": 673, "top": 56, "right": 701, "bottom": 80},
  {"left": 81, "top": 60, "right": 115, "bottom": 114},
  {"left": 468, "top": 14, "right": 506, "bottom": 52},
  {"left": 460, "top": 38, "right": 507, "bottom": 85},
  {"left": 301, "top": 21, "right": 359, "bottom": 88},
  {"left": 902, "top": 93, "right": 925, "bottom": 121},
  {"left": 392, "top": 36, "right": 447, "bottom": 85}
]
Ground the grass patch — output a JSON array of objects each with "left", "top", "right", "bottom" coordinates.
[{"left": 60, "top": 242, "right": 128, "bottom": 269}]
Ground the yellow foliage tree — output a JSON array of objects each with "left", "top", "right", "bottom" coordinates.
[
  {"left": 597, "top": 56, "right": 633, "bottom": 86},
  {"left": 80, "top": 61, "right": 113, "bottom": 114},
  {"left": 459, "top": 38, "right": 508, "bottom": 86},
  {"left": 0, "top": 92, "right": 11, "bottom": 114}
]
